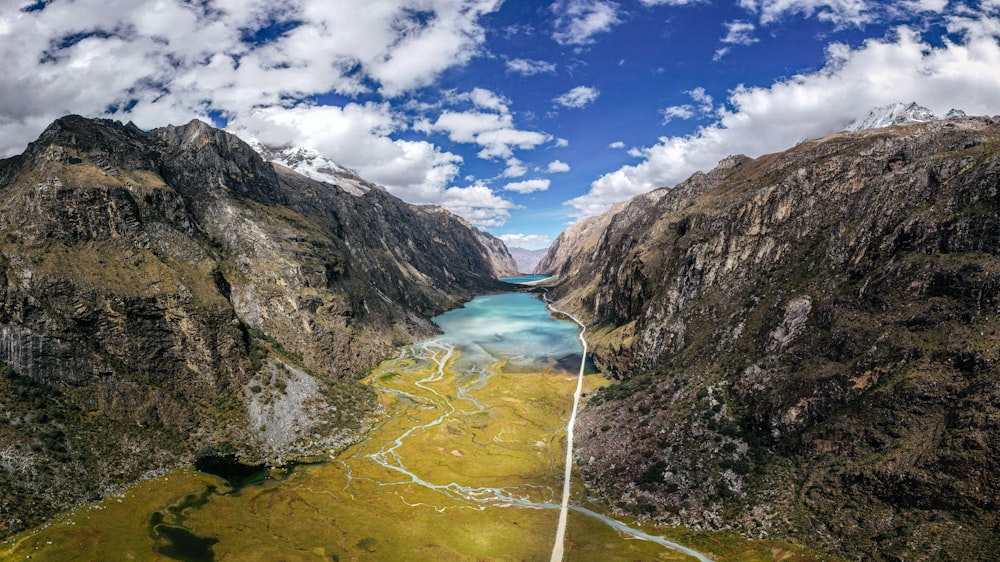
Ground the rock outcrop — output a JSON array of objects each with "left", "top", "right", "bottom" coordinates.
[
  {"left": 0, "top": 115, "right": 513, "bottom": 537},
  {"left": 542, "top": 116, "right": 1000, "bottom": 561}
]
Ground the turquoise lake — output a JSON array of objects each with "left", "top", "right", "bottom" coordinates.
[
  {"left": 500, "top": 274, "right": 552, "bottom": 284},
  {"left": 430, "top": 292, "right": 584, "bottom": 373}
]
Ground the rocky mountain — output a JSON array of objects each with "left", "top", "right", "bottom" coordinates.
[
  {"left": 0, "top": 115, "right": 514, "bottom": 536},
  {"left": 540, "top": 115, "right": 1000, "bottom": 560},
  {"left": 246, "top": 141, "right": 375, "bottom": 196},
  {"left": 246, "top": 140, "right": 519, "bottom": 279},
  {"left": 507, "top": 246, "right": 549, "bottom": 274},
  {"left": 847, "top": 101, "right": 967, "bottom": 131}
]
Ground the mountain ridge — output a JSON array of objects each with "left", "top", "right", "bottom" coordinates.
[
  {"left": 846, "top": 101, "right": 967, "bottom": 131},
  {"left": 539, "top": 114, "right": 1000, "bottom": 560},
  {"left": 0, "top": 114, "right": 515, "bottom": 537},
  {"left": 507, "top": 246, "right": 549, "bottom": 274}
]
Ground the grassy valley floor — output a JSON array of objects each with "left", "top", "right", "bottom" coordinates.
[{"left": 2, "top": 312, "right": 835, "bottom": 561}]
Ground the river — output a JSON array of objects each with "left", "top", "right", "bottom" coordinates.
[{"left": 2, "top": 291, "right": 793, "bottom": 561}]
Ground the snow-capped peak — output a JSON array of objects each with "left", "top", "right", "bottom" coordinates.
[
  {"left": 238, "top": 137, "right": 376, "bottom": 197},
  {"left": 846, "top": 102, "right": 940, "bottom": 132}
]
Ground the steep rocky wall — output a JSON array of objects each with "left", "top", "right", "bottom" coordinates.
[
  {"left": 545, "top": 117, "right": 1000, "bottom": 561},
  {"left": 0, "top": 115, "right": 513, "bottom": 538}
]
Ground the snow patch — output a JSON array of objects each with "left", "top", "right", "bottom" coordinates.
[{"left": 245, "top": 139, "right": 377, "bottom": 196}]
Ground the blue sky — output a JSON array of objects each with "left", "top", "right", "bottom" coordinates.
[{"left": 2, "top": 1, "right": 1000, "bottom": 249}]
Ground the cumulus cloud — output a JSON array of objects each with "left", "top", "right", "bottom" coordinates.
[
  {"left": 506, "top": 58, "right": 558, "bottom": 75},
  {"left": 551, "top": 0, "right": 622, "bottom": 46},
  {"left": 546, "top": 160, "right": 571, "bottom": 172},
  {"left": 661, "top": 106, "right": 695, "bottom": 123},
  {"left": 899, "top": 0, "right": 949, "bottom": 12},
  {"left": 0, "top": 0, "right": 502, "bottom": 156},
  {"left": 221, "top": 102, "right": 518, "bottom": 228},
  {"left": 738, "top": 0, "right": 873, "bottom": 26},
  {"left": 499, "top": 233, "right": 551, "bottom": 248},
  {"left": 438, "top": 182, "right": 520, "bottom": 227},
  {"left": 721, "top": 20, "right": 759, "bottom": 46},
  {"left": 422, "top": 111, "right": 551, "bottom": 159},
  {"left": 415, "top": 87, "right": 553, "bottom": 161},
  {"left": 608, "top": 141, "right": 627, "bottom": 149},
  {"left": 503, "top": 179, "right": 551, "bottom": 193},
  {"left": 662, "top": 87, "right": 715, "bottom": 123},
  {"left": 553, "top": 86, "right": 600, "bottom": 108},
  {"left": 639, "top": 0, "right": 705, "bottom": 5},
  {"left": 503, "top": 158, "right": 529, "bottom": 178},
  {"left": 567, "top": 22, "right": 1000, "bottom": 218}
]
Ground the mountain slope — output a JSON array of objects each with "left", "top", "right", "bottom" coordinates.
[
  {"left": 541, "top": 116, "right": 1000, "bottom": 560},
  {"left": 507, "top": 246, "right": 549, "bottom": 274},
  {"left": 0, "top": 115, "right": 513, "bottom": 537},
  {"left": 248, "top": 140, "right": 519, "bottom": 279}
]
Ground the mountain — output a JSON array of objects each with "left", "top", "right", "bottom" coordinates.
[
  {"left": 539, "top": 115, "right": 1000, "bottom": 560},
  {"left": 246, "top": 139, "right": 519, "bottom": 279},
  {"left": 0, "top": 115, "right": 514, "bottom": 537},
  {"left": 507, "top": 246, "right": 549, "bottom": 274},
  {"left": 846, "top": 101, "right": 967, "bottom": 131},
  {"left": 246, "top": 141, "right": 375, "bottom": 196}
]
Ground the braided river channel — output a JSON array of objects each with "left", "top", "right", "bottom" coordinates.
[{"left": 2, "top": 290, "right": 817, "bottom": 561}]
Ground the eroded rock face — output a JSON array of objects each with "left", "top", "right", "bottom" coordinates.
[
  {"left": 0, "top": 115, "right": 513, "bottom": 537},
  {"left": 544, "top": 117, "right": 1000, "bottom": 560}
]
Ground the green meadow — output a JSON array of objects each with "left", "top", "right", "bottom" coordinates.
[{"left": 2, "top": 294, "right": 832, "bottom": 561}]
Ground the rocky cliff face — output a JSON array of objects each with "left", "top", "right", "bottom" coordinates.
[
  {"left": 543, "top": 117, "right": 1000, "bottom": 560},
  {"left": 0, "top": 115, "right": 512, "bottom": 537},
  {"left": 248, "top": 140, "right": 519, "bottom": 279}
]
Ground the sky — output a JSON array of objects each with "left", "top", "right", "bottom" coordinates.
[{"left": 2, "top": 1, "right": 1000, "bottom": 249}]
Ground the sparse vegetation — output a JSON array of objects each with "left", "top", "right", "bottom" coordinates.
[{"left": 552, "top": 119, "right": 1000, "bottom": 561}]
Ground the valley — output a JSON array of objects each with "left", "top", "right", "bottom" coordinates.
[
  {"left": 1, "top": 113, "right": 997, "bottom": 562},
  {"left": 1, "top": 292, "right": 827, "bottom": 561}
]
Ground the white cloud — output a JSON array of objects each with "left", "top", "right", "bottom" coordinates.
[
  {"left": 899, "top": 0, "right": 950, "bottom": 13},
  {"left": 721, "top": 20, "right": 759, "bottom": 46},
  {"left": 662, "top": 105, "right": 696, "bottom": 123},
  {"left": 503, "top": 179, "right": 551, "bottom": 194},
  {"left": 639, "top": 0, "right": 705, "bottom": 5},
  {"left": 504, "top": 158, "right": 528, "bottom": 177},
  {"left": 420, "top": 110, "right": 511, "bottom": 143},
  {"left": 229, "top": 103, "right": 452, "bottom": 192},
  {"left": 608, "top": 141, "right": 627, "bottom": 149},
  {"left": 688, "top": 87, "right": 715, "bottom": 112},
  {"left": 438, "top": 182, "right": 520, "bottom": 228},
  {"left": 547, "top": 160, "right": 571, "bottom": 173},
  {"left": 499, "top": 233, "right": 551, "bottom": 248},
  {"left": 474, "top": 128, "right": 554, "bottom": 159},
  {"left": 418, "top": 109, "right": 552, "bottom": 160},
  {"left": 506, "top": 58, "right": 558, "bottom": 75},
  {"left": 469, "top": 88, "right": 510, "bottom": 112},
  {"left": 226, "top": 104, "right": 517, "bottom": 228},
  {"left": 0, "top": 0, "right": 503, "bottom": 156},
  {"left": 568, "top": 22, "right": 1000, "bottom": 217},
  {"left": 416, "top": 88, "right": 553, "bottom": 161},
  {"left": 738, "top": 0, "right": 873, "bottom": 26},
  {"left": 553, "top": 86, "right": 600, "bottom": 108},
  {"left": 662, "top": 87, "right": 715, "bottom": 123},
  {"left": 551, "top": 0, "right": 622, "bottom": 46}
]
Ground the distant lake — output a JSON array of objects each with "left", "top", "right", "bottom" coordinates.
[{"left": 500, "top": 274, "right": 551, "bottom": 284}]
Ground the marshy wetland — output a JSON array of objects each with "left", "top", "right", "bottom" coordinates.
[{"left": 2, "top": 292, "right": 829, "bottom": 561}]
